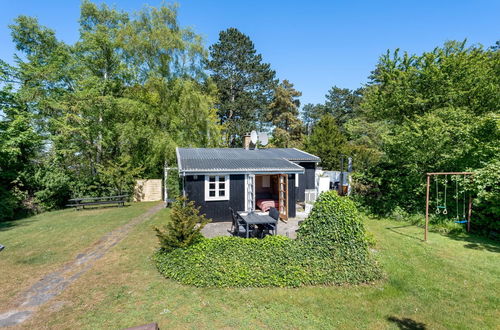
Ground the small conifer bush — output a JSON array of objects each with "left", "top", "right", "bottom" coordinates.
[{"left": 154, "top": 196, "right": 211, "bottom": 252}]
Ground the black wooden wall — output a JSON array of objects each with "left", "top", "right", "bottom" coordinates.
[
  {"left": 297, "top": 162, "right": 316, "bottom": 202},
  {"left": 185, "top": 173, "right": 297, "bottom": 221},
  {"left": 184, "top": 174, "right": 245, "bottom": 222}
]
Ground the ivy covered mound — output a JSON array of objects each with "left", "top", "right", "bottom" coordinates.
[{"left": 154, "top": 191, "right": 382, "bottom": 287}]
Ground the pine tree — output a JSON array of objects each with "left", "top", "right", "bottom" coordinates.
[
  {"left": 154, "top": 197, "right": 211, "bottom": 252},
  {"left": 324, "top": 86, "right": 363, "bottom": 129},
  {"left": 269, "top": 80, "right": 304, "bottom": 148},
  {"left": 305, "top": 114, "right": 347, "bottom": 170},
  {"left": 207, "top": 28, "right": 277, "bottom": 146}
]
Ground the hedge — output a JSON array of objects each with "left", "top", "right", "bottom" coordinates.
[{"left": 154, "top": 191, "right": 382, "bottom": 287}]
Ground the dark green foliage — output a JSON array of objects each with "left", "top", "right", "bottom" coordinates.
[
  {"left": 1, "top": 2, "right": 221, "bottom": 218},
  {"left": 364, "top": 41, "right": 499, "bottom": 122},
  {"left": 0, "top": 87, "right": 42, "bottom": 220},
  {"left": 301, "top": 103, "right": 326, "bottom": 135},
  {"left": 33, "top": 165, "right": 72, "bottom": 211},
  {"left": 348, "top": 41, "right": 500, "bottom": 234},
  {"left": 304, "top": 114, "right": 347, "bottom": 170},
  {"left": 469, "top": 159, "right": 500, "bottom": 233},
  {"left": 324, "top": 86, "right": 363, "bottom": 129},
  {"left": 297, "top": 190, "right": 369, "bottom": 249},
  {"left": 301, "top": 87, "right": 362, "bottom": 133},
  {"left": 154, "top": 191, "right": 381, "bottom": 287},
  {"left": 97, "top": 155, "right": 144, "bottom": 195},
  {"left": 154, "top": 197, "right": 211, "bottom": 252},
  {"left": 207, "top": 27, "right": 277, "bottom": 145},
  {"left": 154, "top": 236, "right": 306, "bottom": 287},
  {"left": 269, "top": 80, "right": 304, "bottom": 148}
]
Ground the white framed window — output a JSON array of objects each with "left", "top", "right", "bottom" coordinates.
[{"left": 205, "top": 175, "right": 230, "bottom": 201}]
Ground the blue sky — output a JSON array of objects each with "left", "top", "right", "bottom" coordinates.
[{"left": 1, "top": 0, "right": 499, "bottom": 105}]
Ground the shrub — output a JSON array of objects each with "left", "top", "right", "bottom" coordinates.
[
  {"left": 469, "top": 159, "right": 500, "bottom": 234},
  {"left": 297, "top": 190, "right": 368, "bottom": 248},
  {"left": 154, "top": 196, "right": 211, "bottom": 252},
  {"left": 34, "top": 166, "right": 72, "bottom": 211},
  {"left": 154, "top": 191, "right": 382, "bottom": 287}
]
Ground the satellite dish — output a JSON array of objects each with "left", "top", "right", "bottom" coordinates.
[
  {"left": 258, "top": 132, "right": 268, "bottom": 146},
  {"left": 250, "top": 130, "right": 258, "bottom": 145}
]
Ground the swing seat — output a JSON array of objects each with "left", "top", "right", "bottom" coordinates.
[{"left": 454, "top": 220, "right": 468, "bottom": 224}]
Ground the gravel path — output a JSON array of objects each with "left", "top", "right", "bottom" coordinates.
[{"left": 0, "top": 203, "right": 164, "bottom": 328}]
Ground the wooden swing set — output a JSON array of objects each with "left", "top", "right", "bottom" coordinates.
[{"left": 424, "top": 172, "right": 473, "bottom": 241}]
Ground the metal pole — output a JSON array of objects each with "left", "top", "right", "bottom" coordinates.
[
  {"left": 467, "top": 195, "right": 472, "bottom": 233},
  {"left": 164, "top": 160, "right": 168, "bottom": 207},
  {"left": 425, "top": 174, "right": 430, "bottom": 241},
  {"left": 339, "top": 156, "right": 344, "bottom": 196}
]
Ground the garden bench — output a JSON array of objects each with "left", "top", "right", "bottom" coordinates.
[{"left": 66, "top": 195, "right": 128, "bottom": 210}]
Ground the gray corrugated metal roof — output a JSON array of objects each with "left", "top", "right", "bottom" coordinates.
[
  {"left": 260, "top": 148, "right": 320, "bottom": 162},
  {"left": 177, "top": 148, "right": 319, "bottom": 174}
]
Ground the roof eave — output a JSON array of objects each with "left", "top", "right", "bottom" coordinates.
[{"left": 179, "top": 168, "right": 305, "bottom": 176}]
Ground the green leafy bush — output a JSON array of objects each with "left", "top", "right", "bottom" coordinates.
[
  {"left": 154, "top": 191, "right": 382, "bottom": 287},
  {"left": 154, "top": 197, "right": 211, "bottom": 252},
  {"left": 34, "top": 165, "right": 72, "bottom": 211},
  {"left": 469, "top": 159, "right": 500, "bottom": 234}
]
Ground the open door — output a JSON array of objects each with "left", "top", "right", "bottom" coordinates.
[{"left": 278, "top": 174, "right": 288, "bottom": 221}]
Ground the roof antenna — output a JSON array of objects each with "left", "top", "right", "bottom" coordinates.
[
  {"left": 250, "top": 130, "right": 258, "bottom": 149},
  {"left": 258, "top": 132, "right": 268, "bottom": 146}
]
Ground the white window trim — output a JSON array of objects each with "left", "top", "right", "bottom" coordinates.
[
  {"left": 245, "top": 174, "right": 255, "bottom": 212},
  {"left": 204, "top": 175, "right": 230, "bottom": 201}
]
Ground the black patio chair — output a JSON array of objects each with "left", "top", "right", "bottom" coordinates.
[
  {"left": 229, "top": 207, "right": 255, "bottom": 237},
  {"left": 262, "top": 207, "right": 279, "bottom": 236}
]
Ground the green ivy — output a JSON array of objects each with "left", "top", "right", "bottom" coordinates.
[{"left": 154, "top": 191, "right": 382, "bottom": 287}]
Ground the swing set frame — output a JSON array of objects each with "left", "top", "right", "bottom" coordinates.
[{"left": 425, "top": 172, "right": 473, "bottom": 241}]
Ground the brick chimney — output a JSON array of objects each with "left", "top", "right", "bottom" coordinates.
[{"left": 243, "top": 133, "right": 251, "bottom": 150}]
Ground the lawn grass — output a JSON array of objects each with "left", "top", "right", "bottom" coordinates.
[
  {"left": 0, "top": 202, "right": 158, "bottom": 305},
  {"left": 14, "top": 208, "right": 499, "bottom": 329}
]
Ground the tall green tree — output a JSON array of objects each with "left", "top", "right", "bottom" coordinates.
[
  {"left": 363, "top": 40, "right": 499, "bottom": 123},
  {"left": 116, "top": 3, "right": 221, "bottom": 175},
  {"left": 207, "top": 28, "right": 277, "bottom": 146},
  {"left": 324, "top": 86, "right": 363, "bottom": 129},
  {"left": 0, "top": 86, "right": 42, "bottom": 219},
  {"left": 301, "top": 87, "right": 362, "bottom": 133},
  {"left": 1, "top": 1, "right": 222, "bottom": 217},
  {"left": 301, "top": 103, "right": 326, "bottom": 135},
  {"left": 304, "top": 114, "right": 347, "bottom": 170},
  {"left": 350, "top": 40, "right": 500, "bottom": 232},
  {"left": 268, "top": 80, "right": 304, "bottom": 148}
]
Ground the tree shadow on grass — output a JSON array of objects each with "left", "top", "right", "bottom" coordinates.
[
  {"left": 0, "top": 218, "right": 36, "bottom": 232},
  {"left": 447, "top": 233, "right": 500, "bottom": 253},
  {"left": 0, "top": 204, "right": 131, "bottom": 233},
  {"left": 387, "top": 316, "right": 426, "bottom": 329},
  {"left": 386, "top": 225, "right": 424, "bottom": 242}
]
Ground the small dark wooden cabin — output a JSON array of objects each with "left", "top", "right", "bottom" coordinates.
[{"left": 176, "top": 148, "right": 320, "bottom": 222}]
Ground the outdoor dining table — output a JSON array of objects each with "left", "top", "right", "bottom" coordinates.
[{"left": 237, "top": 211, "right": 278, "bottom": 238}]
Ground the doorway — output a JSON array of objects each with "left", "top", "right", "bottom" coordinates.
[{"left": 252, "top": 174, "right": 288, "bottom": 220}]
